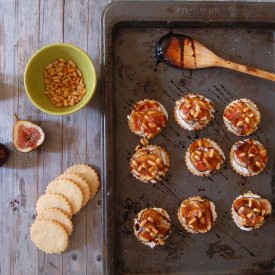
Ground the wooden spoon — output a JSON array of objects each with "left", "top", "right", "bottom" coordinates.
[{"left": 154, "top": 32, "right": 275, "bottom": 82}]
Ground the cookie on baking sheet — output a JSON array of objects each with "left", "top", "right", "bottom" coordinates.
[
  {"left": 65, "top": 164, "right": 100, "bottom": 199},
  {"left": 46, "top": 179, "right": 83, "bottom": 214},
  {"left": 58, "top": 173, "right": 91, "bottom": 207},
  {"left": 36, "top": 193, "right": 73, "bottom": 217},
  {"left": 36, "top": 208, "right": 73, "bottom": 236},
  {"left": 223, "top": 98, "right": 260, "bottom": 136},
  {"left": 30, "top": 220, "right": 69, "bottom": 254}
]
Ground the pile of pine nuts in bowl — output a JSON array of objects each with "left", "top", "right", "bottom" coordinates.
[
  {"left": 24, "top": 43, "right": 97, "bottom": 115},
  {"left": 44, "top": 58, "right": 86, "bottom": 108}
]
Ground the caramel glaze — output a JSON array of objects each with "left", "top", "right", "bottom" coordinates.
[
  {"left": 233, "top": 139, "right": 267, "bottom": 174},
  {"left": 189, "top": 139, "right": 224, "bottom": 173},
  {"left": 233, "top": 197, "right": 270, "bottom": 228},
  {"left": 178, "top": 95, "right": 213, "bottom": 124},
  {"left": 180, "top": 198, "right": 214, "bottom": 233},
  {"left": 135, "top": 208, "right": 171, "bottom": 245},
  {"left": 154, "top": 32, "right": 196, "bottom": 68},
  {"left": 128, "top": 100, "right": 167, "bottom": 139},
  {"left": 224, "top": 100, "right": 259, "bottom": 136}
]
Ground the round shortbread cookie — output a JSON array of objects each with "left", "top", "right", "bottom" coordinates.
[
  {"left": 36, "top": 193, "right": 73, "bottom": 217},
  {"left": 65, "top": 164, "right": 100, "bottom": 199},
  {"left": 46, "top": 179, "right": 83, "bottom": 214},
  {"left": 58, "top": 173, "right": 91, "bottom": 207},
  {"left": 30, "top": 220, "right": 69, "bottom": 254},
  {"left": 36, "top": 208, "right": 73, "bottom": 235}
]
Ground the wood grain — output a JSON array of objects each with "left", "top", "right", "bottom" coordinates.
[
  {"left": 38, "top": 0, "right": 64, "bottom": 274},
  {"left": 0, "top": 0, "right": 110, "bottom": 274}
]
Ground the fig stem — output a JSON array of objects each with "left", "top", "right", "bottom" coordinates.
[{"left": 14, "top": 113, "right": 19, "bottom": 121}]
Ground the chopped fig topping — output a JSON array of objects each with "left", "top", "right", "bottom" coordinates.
[
  {"left": 233, "top": 139, "right": 267, "bottom": 174},
  {"left": 135, "top": 208, "right": 171, "bottom": 245},
  {"left": 233, "top": 196, "right": 270, "bottom": 228},
  {"left": 224, "top": 99, "right": 259, "bottom": 135},
  {"left": 189, "top": 139, "right": 224, "bottom": 172},
  {"left": 128, "top": 100, "right": 167, "bottom": 139},
  {"left": 180, "top": 198, "right": 214, "bottom": 233}
]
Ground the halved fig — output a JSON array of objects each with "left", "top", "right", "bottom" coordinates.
[{"left": 13, "top": 116, "right": 45, "bottom": 153}]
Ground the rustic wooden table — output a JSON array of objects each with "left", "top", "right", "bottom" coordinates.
[
  {"left": 0, "top": 0, "right": 108, "bottom": 274},
  {"left": 0, "top": 0, "right": 268, "bottom": 275}
]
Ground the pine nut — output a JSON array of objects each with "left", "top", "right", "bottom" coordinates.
[
  {"left": 140, "top": 220, "right": 147, "bottom": 227},
  {"left": 253, "top": 208, "right": 261, "bottom": 213},
  {"left": 151, "top": 227, "right": 158, "bottom": 234},
  {"left": 147, "top": 217, "right": 154, "bottom": 223},
  {"left": 156, "top": 158, "right": 161, "bottom": 165},
  {"left": 245, "top": 117, "right": 250, "bottom": 123},
  {"left": 237, "top": 121, "right": 244, "bottom": 127},
  {"left": 148, "top": 122, "right": 156, "bottom": 128},
  {"left": 247, "top": 213, "right": 253, "bottom": 218},
  {"left": 239, "top": 153, "right": 246, "bottom": 157},
  {"left": 158, "top": 239, "right": 165, "bottom": 245},
  {"left": 200, "top": 217, "right": 205, "bottom": 224},
  {"left": 260, "top": 150, "right": 267, "bottom": 156},
  {"left": 255, "top": 161, "right": 261, "bottom": 168},
  {"left": 189, "top": 217, "right": 197, "bottom": 225},
  {"left": 194, "top": 155, "right": 201, "bottom": 160},
  {"left": 209, "top": 149, "right": 214, "bottom": 158},
  {"left": 147, "top": 160, "right": 155, "bottom": 166}
]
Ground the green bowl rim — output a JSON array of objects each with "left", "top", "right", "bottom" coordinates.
[{"left": 24, "top": 42, "right": 97, "bottom": 116}]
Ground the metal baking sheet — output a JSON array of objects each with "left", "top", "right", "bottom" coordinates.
[{"left": 102, "top": 2, "right": 275, "bottom": 274}]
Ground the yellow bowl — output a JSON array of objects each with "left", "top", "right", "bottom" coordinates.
[{"left": 24, "top": 43, "right": 97, "bottom": 115}]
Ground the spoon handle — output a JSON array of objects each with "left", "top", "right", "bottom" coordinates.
[{"left": 217, "top": 59, "right": 275, "bottom": 82}]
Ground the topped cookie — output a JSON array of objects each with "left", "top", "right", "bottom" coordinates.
[
  {"left": 130, "top": 144, "right": 170, "bottom": 183},
  {"left": 230, "top": 139, "right": 268, "bottom": 177},
  {"left": 127, "top": 99, "right": 168, "bottom": 139},
  {"left": 174, "top": 94, "right": 214, "bottom": 130},
  {"left": 223, "top": 98, "right": 260, "bottom": 136},
  {"left": 134, "top": 207, "right": 171, "bottom": 248},
  {"left": 185, "top": 138, "right": 225, "bottom": 177},
  {"left": 231, "top": 191, "right": 271, "bottom": 231},
  {"left": 178, "top": 196, "right": 217, "bottom": 234}
]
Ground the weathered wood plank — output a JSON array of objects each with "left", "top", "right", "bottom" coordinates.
[
  {"left": 12, "top": 0, "right": 40, "bottom": 274},
  {"left": 0, "top": 1, "right": 17, "bottom": 275},
  {"left": 37, "top": 0, "right": 64, "bottom": 274},
  {"left": 86, "top": 0, "right": 111, "bottom": 274},
  {"left": 62, "top": 1, "right": 89, "bottom": 274}
]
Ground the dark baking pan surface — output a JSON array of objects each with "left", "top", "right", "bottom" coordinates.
[{"left": 102, "top": 2, "right": 275, "bottom": 274}]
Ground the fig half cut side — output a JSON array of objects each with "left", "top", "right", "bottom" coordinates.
[{"left": 13, "top": 118, "right": 45, "bottom": 153}]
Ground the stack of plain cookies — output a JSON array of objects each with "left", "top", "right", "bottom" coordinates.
[{"left": 30, "top": 163, "right": 100, "bottom": 254}]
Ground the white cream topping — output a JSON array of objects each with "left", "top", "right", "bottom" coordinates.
[{"left": 175, "top": 94, "right": 214, "bottom": 130}]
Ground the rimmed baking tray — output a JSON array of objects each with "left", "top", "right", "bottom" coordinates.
[{"left": 101, "top": 1, "right": 275, "bottom": 274}]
